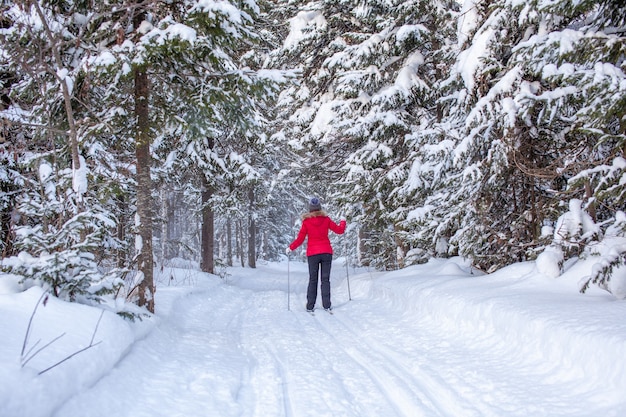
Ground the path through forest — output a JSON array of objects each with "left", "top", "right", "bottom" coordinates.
[{"left": 53, "top": 260, "right": 625, "bottom": 417}]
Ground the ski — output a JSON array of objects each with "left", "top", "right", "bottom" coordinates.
[{"left": 305, "top": 308, "right": 332, "bottom": 315}]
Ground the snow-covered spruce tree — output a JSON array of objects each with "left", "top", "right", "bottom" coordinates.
[
  {"left": 0, "top": 60, "right": 20, "bottom": 258},
  {"left": 1, "top": 6, "right": 19, "bottom": 258},
  {"left": 267, "top": 0, "right": 459, "bottom": 269},
  {"left": 578, "top": 211, "right": 626, "bottom": 298},
  {"left": 257, "top": 2, "right": 323, "bottom": 262},
  {"left": 0, "top": 1, "right": 126, "bottom": 303},
  {"left": 512, "top": 0, "right": 626, "bottom": 217},
  {"left": 0, "top": 132, "right": 22, "bottom": 259},
  {"left": 72, "top": 0, "right": 288, "bottom": 303},
  {"left": 413, "top": 0, "right": 625, "bottom": 272},
  {"left": 414, "top": 0, "right": 549, "bottom": 272},
  {"left": 525, "top": 0, "right": 626, "bottom": 295},
  {"left": 377, "top": 0, "right": 460, "bottom": 266},
  {"left": 145, "top": 0, "right": 290, "bottom": 271},
  {"left": 5, "top": 162, "right": 122, "bottom": 302},
  {"left": 262, "top": 0, "right": 337, "bottom": 204},
  {"left": 1, "top": 0, "right": 287, "bottom": 307}
]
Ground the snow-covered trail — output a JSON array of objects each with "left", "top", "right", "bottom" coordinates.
[{"left": 54, "top": 260, "right": 625, "bottom": 417}]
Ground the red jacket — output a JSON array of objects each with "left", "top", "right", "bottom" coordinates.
[{"left": 289, "top": 211, "right": 346, "bottom": 256}]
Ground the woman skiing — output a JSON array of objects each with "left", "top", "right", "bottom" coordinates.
[{"left": 286, "top": 197, "right": 346, "bottom": 312}]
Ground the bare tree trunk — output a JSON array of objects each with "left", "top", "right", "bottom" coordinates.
[
  {"left": 261, "top": 230, "right": 267, "bottom": 261},
  {"left": 237, "top": 220, "right": 245, "bottom": 267},
  {"left": 247, "top": 188, "right": 256, "bottom": 268},
  {"left": 530, "top": 178, "right": 539, "bottom": 241},
  {"left": 134, "top": 64, "right": 155, "bottom": 313},
  {"left": 585, "top": 180, "right": 596, "bottom": 221},
  {"left": 200, "top": 174, "right": 215, "bottom": 274},
  {"left": 227, "top": 219, "right": 233, "bottom": 267},
  {"left": 160, "top": 186, "right": 169, "bottom": 263},
  {"left": 393, "top": 224, "right": 406, "bottom": 269},
  {"left": 117, "top": 195, "right": 126, "bottom": 268},
  {"left": 358, "top": 227, "right": 368, "bottom": 267},
  {"left": 30, "top": 1, "right": 82, "bottom": 198}
]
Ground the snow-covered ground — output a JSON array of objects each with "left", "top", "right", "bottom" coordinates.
[{"left": 1, "top": 256, "right": 625, "bottom": 417}]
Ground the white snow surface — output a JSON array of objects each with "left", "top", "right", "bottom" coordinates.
[{"left": 1, "top": 257, "right": 626, "bottom": 417}]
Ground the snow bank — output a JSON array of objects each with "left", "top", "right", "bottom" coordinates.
[
  {"left": 348, "top": 258, "right": 626, "bottom": 408},
  {"left": 0, "top": 287, "right": 138, "bottom": 417},
  {"left": 0, "top": 264, "right": 218, "bottom": 417}
]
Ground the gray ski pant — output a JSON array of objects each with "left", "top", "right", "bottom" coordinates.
[{"left": 306, "top": 253, "right": 333, "bottom": 310}]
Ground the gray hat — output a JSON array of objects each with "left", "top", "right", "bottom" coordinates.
[{"left": 309, "top": 197, "right": 322, "bottom": 212}]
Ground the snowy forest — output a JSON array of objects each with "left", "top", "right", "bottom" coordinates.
[{"left": 1, "top": 0, "right": 625, "bottom": 314}]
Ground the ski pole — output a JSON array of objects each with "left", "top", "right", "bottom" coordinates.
[
  {"left": 344, "top": 239, "right": 352, "bottom": 301},
  {"left": 287, "top": 253, "right": 291, "bottom": 311}
]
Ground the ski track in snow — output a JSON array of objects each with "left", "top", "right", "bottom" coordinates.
[{"left": 53, "top": 262, "right": 624, "bottom": 417}]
